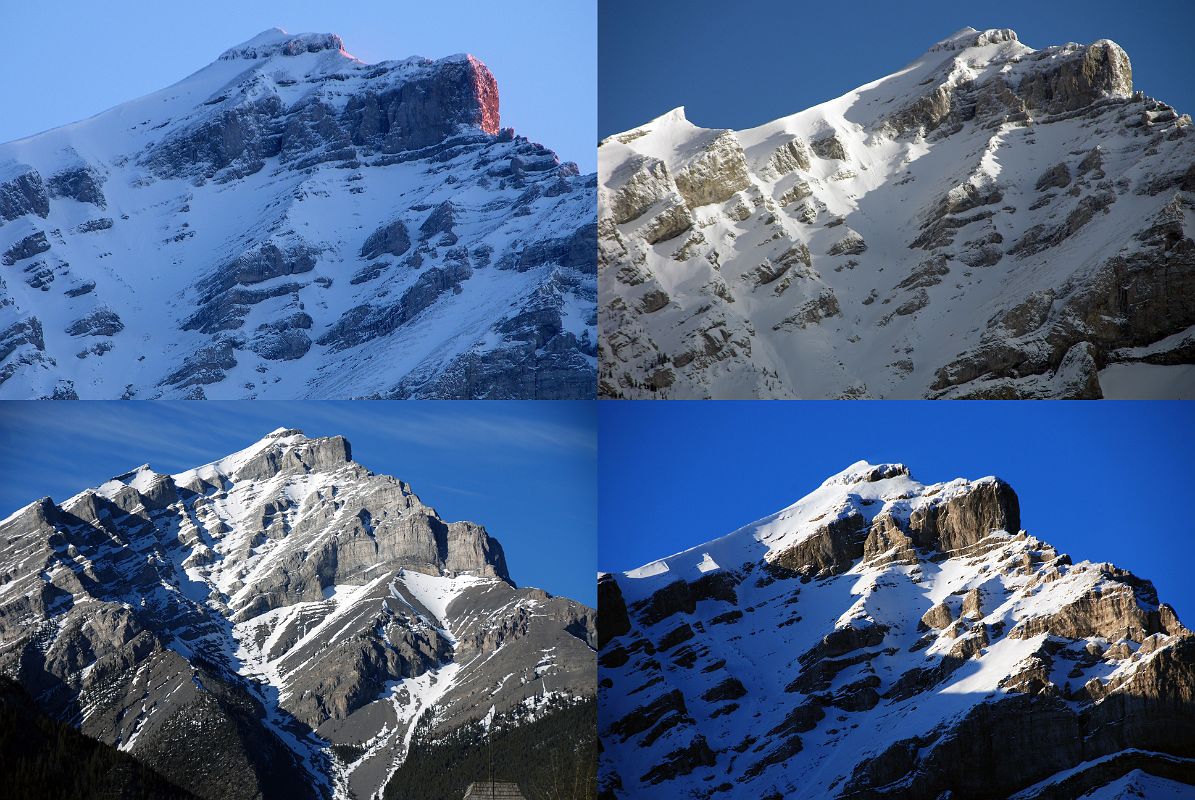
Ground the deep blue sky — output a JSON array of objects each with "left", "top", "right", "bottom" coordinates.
[
  {"left": 1, "top": 0, "right": 595, "bottom": 172},
  {"left": 599, "top": 402, "right": 1195, "bottom": 622},
  {"left": 599, "top": 0, "right": 1195, "bottom": 137},
  {"left": 0, "top": 401, "right": 596, "bottom": 606}
]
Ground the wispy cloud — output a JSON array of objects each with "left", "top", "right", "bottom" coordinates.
[{"left": 0, "top": 400, "right": 595, "bottom": 510}]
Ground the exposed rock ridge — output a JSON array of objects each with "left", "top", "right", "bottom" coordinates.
[
  {"left": 0, "top": 30, "right": 594, "bottom": 400},
  {"left": 0, "top": 429, "right": 595, "bottom": 800},
  {"left": 597, "top": 462, "right": 1195, "bottom": 798},
  {"left": 599, "top": 27, "right": 1195, "bottom": 399}
]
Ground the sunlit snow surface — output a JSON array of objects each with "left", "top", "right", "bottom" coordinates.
[
  {"left": 599, "top": 28, "right": 1195, "bottom": 399},
  {"left": 3, "top": 429, "right": 593, "bottom": 800},
  {"left": 602, "top": 460, "right": 1183, "bottom": 797}
]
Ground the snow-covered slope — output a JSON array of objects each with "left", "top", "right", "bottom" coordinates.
[
  {"left": 0, "top": 28, "right": 596, "bottom": 399},
  {"left": 0, "top": 429, "right": 595, "bottom": 800},
  {"left": 599, "top": 28, "right": 1195, "bottom": 398},
  {"left": 597, "top": 461, "right": 1195, "bottom": 799}
]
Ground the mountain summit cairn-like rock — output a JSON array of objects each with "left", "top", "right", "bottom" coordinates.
[{"left": 598, "top": 462, "right": 1195, "bottom": 798}]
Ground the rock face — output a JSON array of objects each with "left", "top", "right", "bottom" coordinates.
[
  {"left": 0, "top": 28, "right": 595, "bottom": 399},
  {"left": 599, "top": 27, "right": 1195, "bottom": 398},
  {"left": 598, "top": 461, "right": 1195, "bottom": 798},
  {"left": 0, "top": 428, "right": 595, "bottom": 800}
]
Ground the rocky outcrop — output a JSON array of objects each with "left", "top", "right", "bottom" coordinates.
[
  {"left": 2, "top": 231, "right": 49, "bottom": 265},
  {"left": 810, "top": 132, "right": 848, "bottom": 161},
  {"left": 65, "top": 308, "right": 124, "bottom": 337},
  {"left": 145, "top": 49, "right": 499, "bottom": 182},
  {"left": 673, "top": 132, "right": 751, "bottom": 208},
  {"left": 0, "top": 166, "right": 49, "bottom": 221},
  {"left": 0, "top": 30, "right": 594, "bottom": 400},
  {"left": 599, "top": 28, "right": 1195, "bottom": 399},
  {"left": 844, "top": 635, "right": 1195, "bottom": 799},
  {"left": 47, "top": 164, "right": 106, "bottom": 208},
  {"left": 599, "top": 462, "right": 1195, "bottom": 798},
  {"left": 1016, "top": 40, "right": 1133, "bottom": 115},
  {"left": 773, "top": 511, "right": 870, "bottom": 577},
  {"left": 908, "top": 479, "right": 1020, "bottom": 551},
  {"left": 606, "top": 155, "right": 675, "bottom": 225},
  {"left": 0, "top": 429, "right": 593, "bottom": 799},
  {"left": 360, "top": 218, "right": 411, "bottom": 259},
  {"left": 599, "top": 574, "right": 632, "bottom": 649},
  {"left": 250, "top": 313, "right": 313, "bottom": 361}
]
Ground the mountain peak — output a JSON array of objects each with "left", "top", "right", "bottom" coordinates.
[
  {"left": 170, "top": 429, "right": 351, "bottom": 487},
  {"left": 218, "top": 28, "right": 352, "bottom": 62},
  {"left": 654, "top": 106, "right": 688, "bottom": 125},
  {"left": 598, "top": 26, "right": 1181, "bottom": 400},
  {"left": 927, "top": 26, "right": 1019, "bottom": 53},
  {"left": 820, "top": 460, "right": 911, "bottom": 487},
  {"left": 600, "top": 456, "right": 1190, "bottom": 798}
]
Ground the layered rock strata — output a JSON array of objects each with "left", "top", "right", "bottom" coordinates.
[
  {"left": 0, "top": 428, "right": 595, "bottom": 800},
  {"left": 598, "top": 461, "right": 1195, "bottom": 798},
  {"left": 599, "top": 28, "right": 1195, "bottom": 398}
]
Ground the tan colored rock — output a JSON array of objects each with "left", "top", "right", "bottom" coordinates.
[
  {"left": 908, "top": 479, "right": 1021, "bottom": 552},
  {"left": 607, "top": 155, "right": 675, "bottom": 225},
  {"left": 1017, "top": 40, "right": 1133, "bottom": 115},
  {"left": 641, "top": 197, "right": 694, "bottom": 245},
  {"left": 766, "top": 136, "right": 811, "bottom": 176},
  {"left": 961, "top": 587, "right": 984, "bottom": 619},
  {"left": 920, "top": 602, "right": 954, "bottom": 630},
  {"left": 777, "top": 178, "right": 812, "bottom": 207},
  {"left": 1012, "top": 581, "right": 1172, "bottom": 642},
  {"left": 674, "top": 132, "right": 751, "bottom": 209},
  {"left": 770, "top": 509, "right": 869, "bottom": 577}
]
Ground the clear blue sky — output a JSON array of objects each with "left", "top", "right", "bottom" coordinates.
[
  {"left": 599, "top": 0, "right": 1195, "bottom": 137},
  {"left": 599, "top": 401, "right": 1195, "bottom": 622},
  {"left": 0, "top": 0, "right": 595, "bottom": 172},
  {"left": 0, "top": 401, "right": 596, "bottom": 606}
]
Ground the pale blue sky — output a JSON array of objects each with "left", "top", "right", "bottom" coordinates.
[
  {"left": 1, "top": 0, "right": 595, "bottom": 171},
  {"left": 0, "top": 401, "right": 597, "bottom": 605}
]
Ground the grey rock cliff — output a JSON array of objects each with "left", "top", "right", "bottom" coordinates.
[{"left": 0, "top": 428, "right": 594, "bottom": 800}]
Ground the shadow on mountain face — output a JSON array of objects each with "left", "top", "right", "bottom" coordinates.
[
  {"left": 602, "top": 558, "right": 1195, "bottom": 799},
  {"left": 597, "top": 495, "right": 1195, "bottom": 800},
  {"left": 839, "top": 646, "right": 1195, "bottom": 799},
  {"left": 9, "top": 493, "right": 331, "bottom": 800},
  {"left": 0, "top": 676, "right": 199, "bottom": 800}
]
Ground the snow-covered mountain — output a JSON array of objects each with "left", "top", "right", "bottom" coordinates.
[
  {"left": 0, "top": 28, "right": 596, "bottom": 399},
  {"left": 599, "top": 27, "right": 1195, "bottom": 398},
  {"left": 598, "top": 461, "right": 1195, "bottom": 798},
  {"left": 0, "top": 429, "right": 595, "bottom": 800}
]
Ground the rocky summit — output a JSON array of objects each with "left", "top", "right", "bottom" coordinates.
[
  {"left": 599, "top": 27, "right": 1195, "bottom": 398},
  {"left": 0, "top": 28, "right": 596, "bottom": 399},
  {"left": 597, "top": 461, "right": 1195, "bottom": 798},
  {"left": 0, "top": 428, "right": 595, "bottom": 800}
]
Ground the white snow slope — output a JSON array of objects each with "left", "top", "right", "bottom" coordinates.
[
  {"left": 0, "top": 428, "right": 595, "bottom": 800},
  {"left": 0, "top": 28, "right": 596, "bottom": 399},
  {"left": 599, "top": 28, "right": 1195, "bottom": 399},
  {"left": 598, "top": 461, "right": 1195, "bottom": 799}
]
